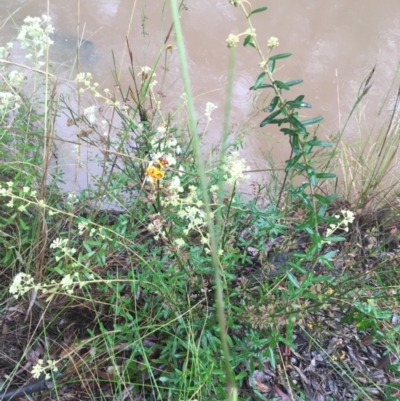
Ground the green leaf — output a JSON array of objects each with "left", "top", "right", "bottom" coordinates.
[
  {"left": 314, "top": 193, "right": 333, "bottom": 205},
  {"left": 290, "top": 118, "right": 307, "bottom": 133},
  {"left": 268, "top": 96, "right": 279, "bottom": 112},
  {"left": 18, "top": 218, "right": 28, "bottom": 230},
  {"left": 294, "top": 95, "right": 305, "bottom": 102},
  {"left": 250, "top": 83, "right": 272, "bottom": 90},
  {"left": 253, "top": 72, "right": 266, "bottom": 90},
  {"left": 249, "top": 6, "right": 268, "bottom": 16},
  {"left": 323, "top": 236, "right": 345, "bottom": 242},
  {"left": 280, "top": 128, "right": 298, "bottom": 136},
  {"left": 267, "top": 117, "right": 289, "bottom": 125},
  {"left": 243, "top": 35, "right": 255, "bottom": 47},
  {"left": 269, "top": 52, "right": 293, "bottom": 61},
  {"left": 286, "top": 271, "right": 300, "bottom": 288},
  {"left": 286, "top": 79, "right": 303, "bottom": 87},
  {"left": 286, "top": 261, "right": 307, "bottom": 274},
  {"left": 274, "top": 80, "right": 290, "bottom": 90},
  {"left": 269, "top": 59, "right": 276, "bottom": 73},
  {"left": 268, "top": 347, "right": 276, "bottom": 369},
  {"left": 307, "top": 140, "right": 332, "bottom": 148},
  {"left": 299, "top": 102, "right": 312, "bottom": 108},
  {"left": 315, "top": 172, "right": 337, "bottom": 179},
  {"left": 311, "top": 275, "right": 332, "bottom": 283},
  {"left": 260, "top": 109, "right": 281, "bottom": 127},
  {"left": 301, "top": 116, "right": 323, "bottom": 126}
]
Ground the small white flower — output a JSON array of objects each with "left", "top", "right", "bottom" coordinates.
[
  {"left": 165, "top": 154, "right": 176, "bottom": 166},
  {"left": 267, "top": 36, "right": 279, "bottom": 49},
  {"left": 84, "top": 105, "right": 96, "bottom": 124},
  {"left": 166, "top": 137, "right": 177, "bottom": 148},
  {"left": 50, "top": 238, "right": 68, "bottom": 249},
  {"left": 205, "top": 102, "right": 217, "bottom": 122},
  {"left": 174, "top": 238, "right": 186, "bottom": 248},
  {"left": 157, "top": 126, "right": 166, "bottom": 135},
  {"left": 8, "top": 71, "right": 25, "bottom": 89},
  {"left": 226, "top": 34, "right": 240, "bottom": 48},
  {"left": 60, "top": 274, "right": 74, "bottom": 294},
  {"left": 9, "top": 272, "right": 36, "bottom": 299}
]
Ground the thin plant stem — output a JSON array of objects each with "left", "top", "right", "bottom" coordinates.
[{"left": 169, "top": 1, "right": 237, "bottom": 399}]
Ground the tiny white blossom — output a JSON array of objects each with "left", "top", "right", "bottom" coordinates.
[
  {"left": 174, "top": 238, "right": 186, "bottom": 248},
  {"left": 205, "top": 102, "right": 217, "bottom": 122},
  {"left": 60, "top": 274, "right": 74, "bottom": 294},
  {"left": 84, "top": 106, "right": 96, "bottom": 124},
  {"left": 226, "top": 34, "right": 240, "bottom": 48},
  {"left": 157, "top": 126, "right": 166, "bottom": 135},
  {"left": 267, "top": 36, "right": 279, "bottom": 49},
  {"left": 8, "top": 71, "right": 25, "bottom": 89}
]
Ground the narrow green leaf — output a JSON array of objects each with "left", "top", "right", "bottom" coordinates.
[
  {"left": 311, "top": 275, "right": 332, "bottom": 283},
  {"left": 286, "top": 79, "right": 303, "bottom": 87},
  {"left": 290, "top": 118, "right": 307, "bottom": 133},
  {"left": 268, "top": 348, "right": 276, "bottom": 369},
  {"left": 315, "top": 172, "right": 337, "bottom": 179},
  {"left": 18, "top": 218, "right": 28, "bottom": 230},
  {"left": 314, "top": 193, "right": 332, "bottom": 205},
  {"left": 268, "top": 96, "right": 279, "bottom": 112},
  {"left": 280, "top": 128, "right": 297, "bottom": 136},
  {"left": 287, "top": 261, "right": 307, "bottom": 274},
  {"left": 250, "top": 83, "right": 272, "bottom": 90},
  {"left": 243, "top": 35, "right": 251, "bottom": 47},
  {"left": 260, "top": 109, "right": 281, "bottom": 127},
  {"left": 269, "top": 59, "right": 275, "bottom": 73},
  {"left": 307, "top": 140, "right": 332, "bottom": 147},
  {"left": 249, "top": 6, "right": 268, "bottom": 16},
  {"left": 274, "top": 80, "right": 290, "bottom": 90},
  {"left": 253, "top": 72, "right": 266, "bottom": 90},
  {"left": 300, "top": 102, "right": 312, "bottom": 108},
  {"left": 286, "top": 271, "right": 300, "bottom": 288},
  {"left": 323, "top": 236, "right": 346, "bottom": 242},
  {"left": 268, "top": 118, "right": 289, "bottom": 125},
  {"left": 301, "top": 116, "right": 323, "bottom": 126},
  {"left": 269, "top": 52, "right": 293, "bottom": 61}
]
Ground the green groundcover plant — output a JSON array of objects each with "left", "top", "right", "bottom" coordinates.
[{"left": 0, "top": 3, "right": 399, "bottom": 401}]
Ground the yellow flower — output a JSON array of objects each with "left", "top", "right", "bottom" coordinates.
[
  {"left": 153, "top": 170, "right": 165, "bottom": 179},
  {"left": 146, "top": 166, "right": 165, "bottom": 180}
]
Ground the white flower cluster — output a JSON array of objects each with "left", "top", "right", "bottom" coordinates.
[
  {"left": 31, "top": 358, "right": 58, "bottom": 380},
  {"left": 78, "top": 221, "right": 96, "bottom": 236},
  {"left": 177, "top": 186, "right": 208, "bottom": 236},
  {"left": 0, "top": 182, "right": 38, "bottom": 210},
  {"left": 0, "top": 42, "right": 13, "bottom": 64},
  {"left": 0, "top": 92, "right": 21, "bottom": 125},
  {"left": 9, "top": 271, "right": 86, "bottom": 300},
  {"left": 17, "top": 15, "right": 54, "bottom": 68},
  {"left": 9, "top": 272, "right": 41, "bottom": 299},
  {"left": 149, "top": 125, "right": 182, "bottom": 167},
  {"left": 325, "top": 210, "right": 355, "bottom": 243},
  {"left": 147, "top": 213, "right": 165, "bottom": 241},
  {"left": 267, "top": 36, "right": 279, "bottom": 49},
  {"left": 205, "top": 102, "right": 217, "bottom": 122},
  {"left": 226, "top": 34, "right": 240, "bottom": 48},
  {"left": 50, "top": 238, "right": 77, "bottom": 261},
  {"left": 8, "top": 71, "right": 25, "bottom": 89},
  {"left": 83, "top": 105, "right": 96, "bottom": 124},
  {"left": 223, "top": 150, "right": 250, "bottom": 186},
  {"left": 75, "top": 72, "right": 118, "bottom": 108}
]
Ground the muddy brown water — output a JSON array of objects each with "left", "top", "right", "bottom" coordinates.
[{"left": 1, "top": 0, "right": 400, "bottom": 195}]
